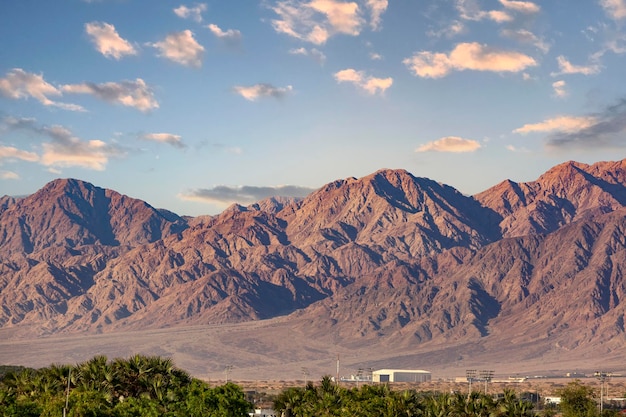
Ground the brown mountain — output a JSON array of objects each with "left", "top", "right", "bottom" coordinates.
[{"left": 1, "top": 159, "right": 626, "bottom": 377}]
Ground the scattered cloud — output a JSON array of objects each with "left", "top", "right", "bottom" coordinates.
[
  {"left": 369, "top": 52, "right": 383, "bottom": 60},
  {"left": 415, "top": 136, "right": 482, "bottom": 153},
  {"left": 207, "top": 23, "right": 242, "bottom": 46},
  {"left": 513, "top": 115, "right": 598, "bottom": 134},
  {"left": 428, "top": 20, "right": 466, "bottom": 39},
  {"left": 62, "top": 78, "right": 158, "bottom": 112},
  {"left": 505, "top": 144, "right": 530, "bottom": 152},
  {"left": 0, "top": 170, "right": 19, "bottom": 180},
  {"left": 515, "top": 100, "right": 626, "bottom": 149},
  {"left": 457, "top": 1, "right": 512, "bottom": 23},
  {"left": 552, "top": 56, "right": 601, "bottom": 76},
  {"left": 173, "top": 3, "right": 207, "bottom": 22},
  {"left": 233, "top": 83, "right": 293, "bottom": 101},
  {"left": 2, "top": 117, "right": 125, "bottom": 170},
  {"left": 0, "top": 68, "right": 84, "bottom": 111},
  {"left": 499, "top": 0, "right": 540, "bottom": 14},
  {"left": 179, "top": 184, "right": 315, "bottom": 205},
  {"left": 150, "top": 30, "right": 204, "bottom": 67},
  {"left": 269, "top": 0, "right": 365, "bottom": 45},
  {"left": 366, "top": 0, "right": 388, "bottom": 30},
  {"left": 403, "top": 42, "right": 537, "bottom": 78},
  {"left": 85, "top": 22, "right": 137, "bottom": 60},
  {"left": 552, "top": 80, "right": 567, "bottom": 98},
  {"left": 0, "top": 145, "right": 39, "bottom": 162},
  {"left": 140, "top": 133, "right": 185, "bottom": 149},
  {"left": 600, "top": 0, "right": 626, "bottom": 20},
  {"left": 334, "top": 68, "right": 392, "bottom": 95},
  {"left": 501, "top": 29, "right": 549, "bottom": 53},
  {"left": 289, "top": 47, "right": 327, "bottom": 64}
]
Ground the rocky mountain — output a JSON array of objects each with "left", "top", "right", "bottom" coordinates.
[{"left": 1, "top": 159, "right": 626, "bottom": 372}]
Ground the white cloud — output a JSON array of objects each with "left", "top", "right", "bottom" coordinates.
[
  {"left": 457, "top": 1, "right": 512, "bottom": 23},
  {"left": 514, "top": 100, "right": 626, "bottom": 149},
  {"left": 0, "top": 171, "right": 19, "bottom": 180},
  {"left": 505, "top": 144, "right": 530, "bottom": 152},
  {"left": 173, "top": 3, "right": 207, "bottom": 22},
  {"left": 334, "top": 68, "right": 392, "bottom": 95},
  {"left": 0, "top": 145, "right": 39, "bottom": 162},
  {"left": 499, "top": 0, "right": 540, "bottom": 14},
  {"left": 140, "top": 133, "right": 185, "bottom": 149},
  {"left": 2, "top": 117, "right": 125, "bottom": 170},
  {"left": 62, "top": 78, "right": 158, "bottom": 112},
  {"left": 369, "top": 52, "right": 383, "bottom": 60},
  {"left": 288, "top": 47, "right": 327, "bottom": 64},
  {"left": 552, "top": 80, "right": 567, "bottom": 98},
  {"left": 415, "top": 136, "right": 482, "bottom": 153},
  {"left": 233, "top": 84, "right": 293, "bottom": 101},
  {"left": 428, "top": 21, "right": 466, "bottom": 38},
  {"left": 501, "top": 29, "right": 549, "bottom": 53},
  {"left": 403, "top": 42, "right": 537, "bottom": 78},
  {"left": 85, "top": 22, "right": 137, "bottom": 60},
  {"left": 270, "top": 0, "right": 364, "bottom": 45},
  {"left": 552, "top": 56, "right": 601, "bottom": 75},
  {"left": 600, "top": 0, "right": 626, "bottom": 20},
  {"left": 151, "top": 30, "right": 204, "bottom": 67},
  {"left": 207, "top": 23, "right": 242, "bottom": 46},
  {"left": 512, "top": 115, "right": 597, "bottom": 134},
  {"left": 366, "top": 0, "right": 388, "bottom": 30},
  {"left": 0, "top": 68, "right": 84, "bottom": 111}
]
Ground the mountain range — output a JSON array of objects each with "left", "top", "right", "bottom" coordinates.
[{"left": 1, "top": 159, "right": 626, "bottom": 379}]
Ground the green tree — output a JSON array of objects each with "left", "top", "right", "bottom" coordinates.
[
  {"left": 558, "top": 380, "right": 598, "bottom": 417},
  {"left": 496, "top": 389, "right": 534, "bottom": 417},
  {"left": 423, "top": 392, "right": 453, "bottom": 417}
]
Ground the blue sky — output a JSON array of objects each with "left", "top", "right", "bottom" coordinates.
[{"left": 1, "top": 0, "right": 625, "bottom": 216}]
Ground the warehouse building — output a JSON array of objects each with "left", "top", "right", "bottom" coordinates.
[{"left": 372, "top": 369, "right": 431, "bottom": 383}]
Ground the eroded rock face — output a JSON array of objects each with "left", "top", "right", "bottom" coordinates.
[{"left": 1, "top": 159, "right": 626, "bottom": 363}]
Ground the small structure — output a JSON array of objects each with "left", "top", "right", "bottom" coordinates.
[{"left": 372, "top": 369, "right": 431, "bottom": 383}]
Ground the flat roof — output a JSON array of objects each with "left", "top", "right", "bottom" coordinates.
[{"left": 373, "top": 369, "right": 431, "bottom": 374}]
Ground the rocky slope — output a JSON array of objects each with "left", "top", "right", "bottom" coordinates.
[{"left": 1, "top": 160, "right": 626, "bottom": 367}]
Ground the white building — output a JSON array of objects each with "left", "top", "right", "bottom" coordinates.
[{"left": 372, "top": 369, "right": 431, "bottom": 383}]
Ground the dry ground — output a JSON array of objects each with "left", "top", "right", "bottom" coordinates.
[{"left": 1, "top": 317, "right": 625, "bottom": 390}]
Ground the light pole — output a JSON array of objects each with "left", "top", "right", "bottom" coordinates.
[
  {"left": 595, "top": 371, "right": 611, "bottom": 415},
  {"left": 301, "top": 367, "right": 309, "bottom": 386},
  {"left": 466, "top": 370, "right": 477, "bottom": 396},
  {"left": 225, "top": 365, "right": 233, "bottom": 383},
  {"left": 479, "top": 370, "right": 494, "bottom": 394}
]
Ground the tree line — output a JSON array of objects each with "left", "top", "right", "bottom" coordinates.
[
  {"left": 0, "top": 355, "right": 615, "bottom": 417},
  {"left": 272, "top": 376, "right": 614, "bottom": 417},
  {"left": 0, "top": 354, "right": 250, "bottom": 416}
]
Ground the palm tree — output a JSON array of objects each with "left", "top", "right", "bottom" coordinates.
[
  {"left": 497, "top": 389, "right": 534, "bottom": 417},
  {"left": 387, "top": 389, "right": 424, "bottom": 417},
  {"left": 424, "top": 393, "right": 454, "bottom": 417}
]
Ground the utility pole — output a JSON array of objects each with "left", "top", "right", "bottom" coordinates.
[
  {"left": 336, "top": 354, "right": 340, "bottom": 386},
  {"left": 466, "top": 370, "right": 477, "bottom": 397},
  {"left": 63, "top": 368, "right": 71, "bottom": 417},
  {"left": 595, "top": 371, "right": 611, "bottom": 415},
  {"left": 225, "top": 365, "right": 233, "bottom": 383},
  {"left": 479, "top": 370, "right": 494, "bottom": 395}
]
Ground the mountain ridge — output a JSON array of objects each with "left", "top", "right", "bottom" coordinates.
[{"left": 2, "top": 159, "right": 626, "bottom": 377}]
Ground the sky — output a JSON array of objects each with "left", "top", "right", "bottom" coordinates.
[{"left": 1, "top": 0, "right": 626, "bottom": 216}]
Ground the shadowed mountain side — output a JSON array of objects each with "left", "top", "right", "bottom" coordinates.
[
  {"left": 281, "top": 169, "right": 502, "bottom": 259},
  {"left": 0, "top": 179, "right": 188, "bottom": 258},
  {"left": 476, "top": 160, "right": 626, "bottom": 237},
  {"left": 282, "top": 207, "right": 626, "bottom": 361}
]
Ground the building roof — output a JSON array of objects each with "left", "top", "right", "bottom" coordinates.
[{"left": 373, "top": 369, "right": 431, "bottom": 374}]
